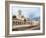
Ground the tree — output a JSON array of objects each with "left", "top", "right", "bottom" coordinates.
[
  {"left": 13, "top": 15, "right": 16, "bottom": 19},
  {"left": 24, "top": 19, "right": 26, "bottom": 22}
]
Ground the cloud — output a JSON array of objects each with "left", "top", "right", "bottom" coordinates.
[{"left": 11, "top": 6, "right": 40, "bottom": 18}]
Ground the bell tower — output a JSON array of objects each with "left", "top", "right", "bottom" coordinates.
[
  {"left": 18, "top": 10, "right": 22, "bottom": 16},
  {"left": 16, "top": 10, "right": 22, "bottom": 19}
]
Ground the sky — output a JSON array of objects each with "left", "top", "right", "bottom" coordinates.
[{"left": 11, "top": 5, "right": 40, "bottom": 18}]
